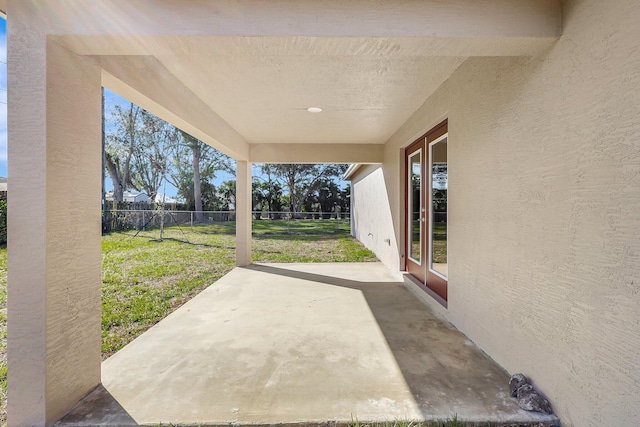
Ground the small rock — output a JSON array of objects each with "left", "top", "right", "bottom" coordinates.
[
  {"left": 516, "top": 384, "right": 553, "bottom": 414},
  {"left": 509, "top": 373, "right": 530, "bottom": 397}
]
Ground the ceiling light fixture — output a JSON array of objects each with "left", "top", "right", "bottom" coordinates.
[{"left": 307, "top": 107, "right": 322, "bottom": 113}]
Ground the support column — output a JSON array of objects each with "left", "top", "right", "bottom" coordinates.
[
  {"left": 7, "top": 25, "right": 102, "bottom": 426},
  {"left": 235, "top": 160, "right": 252, "bottom": 267}
]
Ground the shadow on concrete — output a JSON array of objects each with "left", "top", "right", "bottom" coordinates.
[
  {"left": 55, "top": 385, "right": 137, "bottom": 426},
  {"left": 247, "top": 264, "right": 559, "bottom": 426}
]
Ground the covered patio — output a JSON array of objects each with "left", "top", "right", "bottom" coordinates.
[
  {"left": 57, "top": 263, "right": 558, "bottom": 426},
  {"left": 15, "top": 1, "right": 631, "bottom": 425}
]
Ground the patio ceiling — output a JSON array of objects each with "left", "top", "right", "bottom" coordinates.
[
  {"left": 12, "top": 0, "right": 561, "bottom": 161},
  {"left": 156, "top": 51, "right": 465, "bottom": 146}
]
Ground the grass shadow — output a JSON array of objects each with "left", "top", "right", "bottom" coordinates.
[
  {"left": 149, "top": 237, "right": 235, "bottom": 250},
  {"left": 251, "top": 232, "right": 348, "bottom": 242}
]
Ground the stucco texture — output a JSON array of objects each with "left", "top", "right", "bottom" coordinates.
[
  {"left": 351, "top": 164, "right": 401, "bottom": 274},
  {"left": 350, "top": 0, "right": 640, "bottom": 425},
  {"left": 7, "top": 19, "right": 103, "bottom": 427}
]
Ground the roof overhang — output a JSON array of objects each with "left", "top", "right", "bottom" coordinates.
[
  {"left": 8, "top": 0, "right": 562, "bottom": 163},
  {"left": 343, "top": 164, "right": 364, "bottom": 181}
]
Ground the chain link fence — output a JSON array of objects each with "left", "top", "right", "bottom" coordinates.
[
  {"left": 0, "top": 199, "right": 6, "bottom": 244},
  {"left": 102, "top": 209, "right": 350, "bottom": 234}
]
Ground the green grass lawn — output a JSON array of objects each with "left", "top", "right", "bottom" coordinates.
[
  {"left": 0, "top": 219, "right": 377, "bottom": 424},
  {"left": 432, "top": 222, "right": 447, "bottom": 264}
]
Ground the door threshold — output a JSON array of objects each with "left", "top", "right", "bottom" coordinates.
[{"left": 403, "top": 272, "right": 448, "bottom": 309}]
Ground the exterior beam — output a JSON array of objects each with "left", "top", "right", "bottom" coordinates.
[
  {"left": 14, "top": 0, "right": 561, "bottom": 40},
  {"left": 250, "top": 143, "right": 383, "bottom": 164},
  {"left": 58, "top": 36, "right": 558, "bottom": 58},
  {"left": 235, "top": 161, "right": 252, "bottom": 267}
]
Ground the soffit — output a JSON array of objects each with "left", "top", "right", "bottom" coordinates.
[
  {"left": 156, "top": 50, "right": 465, "bottom": 145},
  {"left": 89, "top": 37, "right": 469, "bottom": 146}
]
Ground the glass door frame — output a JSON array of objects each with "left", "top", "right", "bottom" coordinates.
[
  {"left": 428, "top": 133, "right": 448, "bottom": 281},
  {"left": 404, "top": 140, "right": 426, "bottom": 283},
  {"left": 407, "top": 147, "right": 423, "bottom": 266},
  {"left": 404, "top": 119, "right": 448, "bottom": 305}
]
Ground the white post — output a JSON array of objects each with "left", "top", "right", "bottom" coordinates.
[{"left": 235, "top": 160, "right": 252, "bottom": 266}]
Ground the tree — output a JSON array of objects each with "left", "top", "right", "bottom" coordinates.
[
  {"left": 302, "top": 178, "right": 349, "bottom": 218},
  {"left": 105, "top": 101, "right": 175, "bottom": 202},
  {"left": 184, "top": 132, "right": 205, "bottom": 221},
  {"left": 316, "top": 179, "right": 341, "bottom": 218},
  {"left": 252, "top": 180, "right": 284, "bottom": 219},
  {"left": 253, "top": 166, "right": 285, "bottom": 218},
  {"left": 200, "top": 182, "right": 224, "bottom": 211},
  {"left": 339, "top": 184, "right": 350, "bottom": 212},
  {"left": 104, "top": 102, "right": 139, "bottom": 202},
  {"left": 168, "top": 131, "right": 234, "bottom": 221},
  {"left": 217, "top": 180, "right": 236, "bottom": 211},
  {"left": 264, "top": 164, "right": 348, "bottom": 215},
  {"left": 130, "top": 110, "right": 175, "bottom": 201}
]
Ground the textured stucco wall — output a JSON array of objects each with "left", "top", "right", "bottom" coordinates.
[
  {"left": 7, "top": 17, "right": 48, "bottom": 427},
  {"left": 7, "top": 10, "right": 103, "bottom": 426},
  {"left": 351, "top": 0, "right": 640, "bottom": 425},
  {"left": 236, "top": 161, "right": 252, "bottom": 267},
  {"left": 350, "top": 165, "right": 400, "bottom": 274},
  {"left": 44, "top": 41, "right": 103, "bottom": 426}
]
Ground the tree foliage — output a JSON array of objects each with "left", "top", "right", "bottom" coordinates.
[
  {"left": 166, "top": 131, "right": 233, "bottom": 219},
  {"left": 261, "top": 164, "right": 348, "bottom": 215},
  {"left": 302, "top": 178, "right": 349, "bottom": 218},
  {"left": 130, "top": 111, "right": 175, "bottom": 201},
  {"left": 105, "top": 101, "right": 177, "bottom": 202},
  {"left": 105, "top": 96, "right": 234, "bottom": 217},
  {"left": 217, "top": 180, "right": 236, "bottom": 211}
]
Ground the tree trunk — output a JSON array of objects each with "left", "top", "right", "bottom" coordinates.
[
  {"left": 122, "top": 103, "right": 136, "bottom": 196},
  {"left": 192, "top": 144, "right": 204, "bottom": 222},
  {"left": 105, "top": 158, "right": 125, "bottom": 202},
  {"left": 103, "top": 102, "right": 138, "bottom": 203},
  {"left": 287, "top": 171, "right": 297, "bottom": 217}
]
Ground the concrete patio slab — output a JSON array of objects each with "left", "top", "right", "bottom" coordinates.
[{"left": 57, "top": 263, "right": 559, "bottom": 426}]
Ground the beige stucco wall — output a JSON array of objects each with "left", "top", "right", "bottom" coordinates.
[
  {"left": 236, "top": 161, "right": 252, "bottom": 267},
  {"left": 350, "top": 164, "right": 400, "bottom": 273},
  {"left": 7, "top": 13, "right": 103, "bottom": 426},
  {"left": 351, "top": 0, "right": 640, "bottom": 425}
]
